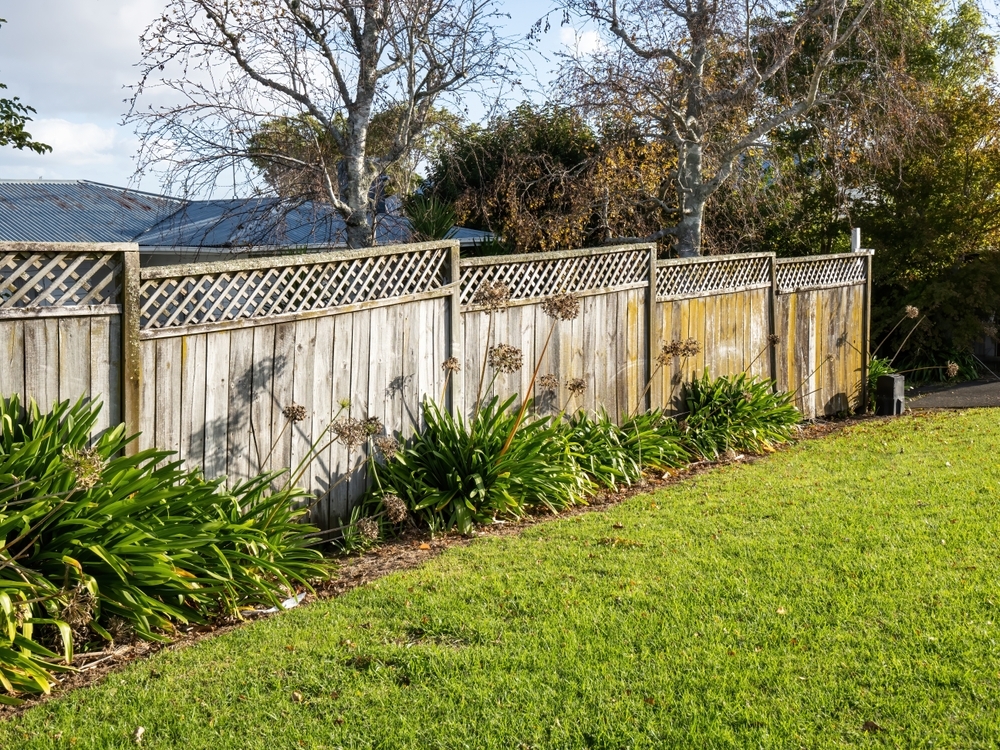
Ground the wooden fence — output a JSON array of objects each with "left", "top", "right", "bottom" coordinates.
[{"left": 1, "top": 240, "right": 871, "bottom": 528}]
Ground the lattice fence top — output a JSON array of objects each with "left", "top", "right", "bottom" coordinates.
[
  {"left": 657, "top": 254, "right": 771, "bottom": 300},
  {"left": 0, "top": 251, "right": 121, "bottom": 309},
  {"left": 140, "top": 245, "right": 450, "bottom": 331},
  {"left": 776, "top": 254, "right": 867, "bottom": 293},
  {"left": 459, "top": 247, "right": 649, "bottom": 306}
]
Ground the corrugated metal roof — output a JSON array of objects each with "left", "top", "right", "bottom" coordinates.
[
  {"left": 136, "top": 198, "right": 410, "bottom": 247},
  {"left": 0, "top": 180, "right": 183, "bottom": 243},
  {"left": 0, "top": 179, "right": 482, "bottom": 250}
]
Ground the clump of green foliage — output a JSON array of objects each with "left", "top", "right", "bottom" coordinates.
[
  {"left": 680, "top": 372, "right": 800, "bottom": 458},
  {"left": 371, "top": 396, "right": 588, "bottom": 534},
  {"left": 0, "top": 397, "right": 324, "bottom": 703}
]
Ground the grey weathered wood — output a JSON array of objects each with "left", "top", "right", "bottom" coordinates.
[
  {"left": 203, "top": 331, "right": 232, "bottom": 477},
  {"left": 0, "top": 305, "right": 122, "bottom": 320},
  {"left": 0, "top": 320, "right": 25, "bottom": 399},
  {"left": 448, "top": 243, "right": 463, "bottom": 414},
  {"left": 860, "top": 251, "right": 873, "bottom": 412},
  {"left": 180, "top": 334, "right": 208, "bottom": 470},
  {"left": 121, "top": 250, "right": 142, "bottom": 452},
  {"left": 58, "top": 317, "right": 91, "bottom": 406}
]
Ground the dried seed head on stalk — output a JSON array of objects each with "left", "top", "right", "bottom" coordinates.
[
  {"left": 357, "top": 517, "right": 380, "bottom": 541},
  {"left": 489, "top": 343, "right": 523, "bottom": 373},
  {"left": 62, "top": 446, "right": 107, "bottom": 490},
  {"left": 441, "top": 357, "right": 461, "bottom": 374},
  {"left": 60, "top": 585, "right": 95, "bottom": 628},
  {"left": 768, "top": 334, "right": 781, "bottom": 346},
  {"left": 946, "top": 361, "right": 960, "bottom": 378},
  {"left": 656, "top": 342, "right": 679, "bottom": 366},
  {"left": 984, "top": 323, "right": 998, "bottom": 339},
  {"left": 472, "top": 280, "right": 512, "bottom": 312},
  {"left": 537, "top": 373, "right": 559, "bottom": 391},
  {"left": 374, "top": 435, "right": 400, "bottom": 459},
  {"left": 382, "top": 494, "right": 408, "bottom": 524},
  {"left": 363, "top": 417, "right": 383, "bottom": 436},
  {"left": 680, "top": 338, "right": 702, "bottom": 358},
  {"left": 282, "top": 403, "right": 307, "bottom": 423},
  {"left": 742, "top": 391, "right": 754, "bottom": 403},
  {"left": 330, "top": 417, "right": 368, "bottom": 449},
  {"left": 566, "top": 377, "right": 588, "bottom": 396},
  {"left": 905, "top": 305, "right": 920, "bottom": 319},
  {"left": 541, "top": 292, "right": 580, "bottom": 322}
]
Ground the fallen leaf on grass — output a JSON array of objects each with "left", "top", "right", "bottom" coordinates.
[
  {"left": 133, "top": 727, "right": 145, "bottom": 745},
  {"left": 862, "top": 720, "right": 884, "bottom": 733},
  {"left": 291, "top": 691, "right": 303, "bottom": 703},
  {"left": 777, "top": 607, "right": 787, "bottom": 615},
  {"left": 418, "top": 543, "right": 431, "bottom": 550}
]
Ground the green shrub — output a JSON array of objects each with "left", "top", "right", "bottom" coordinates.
[
  {"left": 0, "top": 396, "right": 324, "bottom": 701},
  {"left": 403, "top": 194, "right": 458, "bottom": 241},
  {"left": 567, "top": 409, "right": 689, "bottom": 489},
  {"left": 680, "top": 372, "right": 799, "bottom": 458},
  {"left": 370, "top": 396, "right": 588, "bottom": 534}
]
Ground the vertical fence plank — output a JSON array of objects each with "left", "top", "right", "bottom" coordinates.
[
  {"left": 203, "top": 331, "right": 232, "bottom": 478},
  {"left": 180, "top": 334, "right": 207, "bottom": 471},
  {"left": 0, "top": 321, "right": 25, "bottom": 401},
  {"left": 227, "top": 327, "right": 257, "bottom": 485},
  {"left": 121, "top": 248, "right": 142, "bottom": 454}
]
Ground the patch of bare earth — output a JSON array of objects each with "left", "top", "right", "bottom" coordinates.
[{"left": 0, "top": 416, "right": 858, "bottom": 717}]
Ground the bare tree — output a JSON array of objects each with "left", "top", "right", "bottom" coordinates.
[
  {"left": 129, "top": 0, "right": 515, "bottom": 248},
  {"left": 553, "top": 0, "right": 876, "bottom": 256}
]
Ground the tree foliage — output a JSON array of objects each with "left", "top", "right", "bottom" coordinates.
[
  {"left": 428, "top": 103, "right": 673, "bottom": 252},
  {"left": 0, "top": 19, "right": 50, "bottom": 155}
]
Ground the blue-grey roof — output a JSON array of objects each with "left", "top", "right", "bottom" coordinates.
[
  {"left": 0, "top": 180, "right": 182, "bottom": 243},
  {"left": 135, "top": 198, "right": 410, "bottom": 248},
  {"left": 0, "top": 179, "right": 485, "bottom": 250}
]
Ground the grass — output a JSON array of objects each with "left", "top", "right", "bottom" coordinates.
[{"left": 3, "top": 409, "right": 1000, "bottom": 749}]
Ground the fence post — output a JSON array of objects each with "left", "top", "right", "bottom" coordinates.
[
  {"left": 121, "top": 246, "right": 142, "bottom": 455},
  {"left": 859, "top": 250, "right": 873, "bottom": 413},
  {"left": 448, "top": 241, "right": 464, "bottom": 417},
  {"left": 646, "top": 245, "right": 660, "bottom": 412},
  {"left": 767, "top": 253, "right": 779, "bottom": 390}
]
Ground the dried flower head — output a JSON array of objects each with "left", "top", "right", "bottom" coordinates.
[
  {"left": 357, "top": 517, "right": 380, "bottom": 541},
  {"left": 472, "top": 280, "right": 512, "bottom": 313},
  {"left": 541, "top": 292, "right": 580, "bottom": 322},
  {"left": 656, "top": 341, "right": 680, "bottom": 366},
  {"left": 767, "top": 334, "right": 781, "bottom": 346},
  {"left": 330, "top": 417, "right": 368, "bottom": 449},
  {"left": 566, "top": 377, "right": 587, "bottom": 396},
  {"left": 62, "top": 446, "right": 107, "bottom": 490},
  {"left": 984, "top": 323, "right": 998, "bottom": 339},
  {"left": 441, "top": 357, "right": 461, "bottom": 374},
  {"left": 537, "top": 373, "right": 559, "bottom": 391},
  {"left": 374, "top": 435, "right": 400, "bottom": 459},
  {"left": 60, "top": 585, "right": 95, "bottom": 628},
  {"left": 363, "top": 416, "right": 383, "bottom": 436},
  {"left": 489, "top": 343, "right": 523, "bottom": 373},
  {"left": 742, "top": 391, "right": 754, "bottom": 403},
  {"left": 282, "top": 403, "right": 307, "bottom": 423},
  {"left": 382, "top": 494, "right": 408, "bottom": 524},
  {"left": 105, "top": 615, "right": 134, "bottom": 644},
  {"left": 680, "top": 338, "right": 702, "bottom": 358},
  {"left": 338, "top": 397, "right": 352, "bottom": 409},
  {"left": 946, "top": 361, "right": 960, "bottom": 378},
  {"left": 905, "top": 305, "right": 920, "bottom": 319}
]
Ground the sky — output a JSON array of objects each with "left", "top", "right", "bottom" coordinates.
[{"left": 0, "top": 0, "right": 588, "bottom": 195}]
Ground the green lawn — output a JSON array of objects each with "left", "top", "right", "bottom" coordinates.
[{"left": 3, "top": 410, "right": 1000, "bottom": 749}]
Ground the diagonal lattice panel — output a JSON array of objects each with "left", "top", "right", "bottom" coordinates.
[
  {"left": 459, "top": 249, "right": 649, "bottom": 306},
  {"left": 140, "top": 247, "right": 450, "bottom": 331},
  {"left": 776, "top": 255, "right": 866, "bottom": 293},
  {"left": 0, "top": 251, "right": 121, "bottom": 308},
  {"left": 656, "top": 255, "right": 771, "bottom": 300}
]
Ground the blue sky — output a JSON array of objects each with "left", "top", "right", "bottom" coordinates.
[{"left": 0, "top": 0, "right": 577, "bottom": 194}]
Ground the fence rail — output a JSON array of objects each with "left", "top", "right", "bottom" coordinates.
[{"left": 1, "top": 240, "right": 871, "bottom": 528}]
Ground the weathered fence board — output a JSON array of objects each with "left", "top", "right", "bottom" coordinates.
[{"left": 1, "top": 240, "right": 870, "bottom": 528}]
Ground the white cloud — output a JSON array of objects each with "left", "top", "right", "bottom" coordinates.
[{"left": 559, "top": 27, "right": 606, "bottom": 57}]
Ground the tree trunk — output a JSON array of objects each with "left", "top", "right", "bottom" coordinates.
[{"left": 675, "top": 140, "right": 705, "bottom": 257}]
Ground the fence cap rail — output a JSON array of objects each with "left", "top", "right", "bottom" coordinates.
[
  {"left": 139, "top": 239, "right": 459, "bottom": 280},
  {"left": 657, "top": 251, "right": 775, "bottom": 268},
  {"left": 775, "top": 250, "right": 873, "bottom": 264},
  {"left": 460, "top": 242, "right": 655, "bottom": 268},
  {"left": 0, "top": 241, "right": 138, "bottom": 254}
]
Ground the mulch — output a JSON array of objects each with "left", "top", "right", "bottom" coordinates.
[{"left": 0, "top": 416, "right": 858, "bottom": 719}]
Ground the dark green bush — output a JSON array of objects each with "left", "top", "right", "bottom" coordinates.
[
  {"left": 680, "top": 372, "right": 800, "bottom": 458},
  {"left": 370, "top": 396, "right": 588, "bottom": 534},
  {"left": 0, "top": 396, "right": 324, "bottom": 701},
  {"left": 567, "top": 409, "right": 689, "bottom": 489}
]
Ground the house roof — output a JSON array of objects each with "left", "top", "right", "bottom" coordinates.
[
  {"left": 0, "top": 179, "right": 491, "bottom": 251},
  {"left": 0, "top": 180, "right": 182, "bottom": 244}
]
